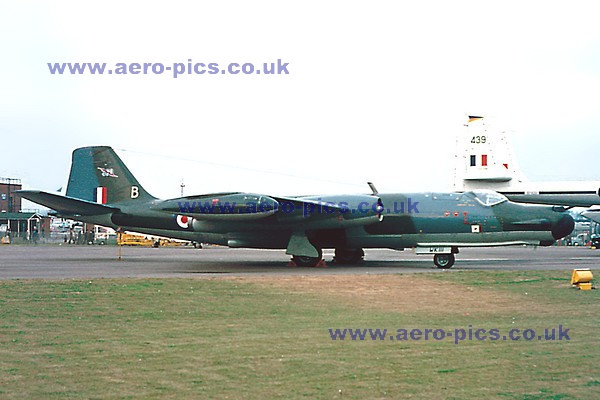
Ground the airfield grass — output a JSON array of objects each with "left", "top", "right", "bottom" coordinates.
[{"left": 0, "top": 271, "right": 598, "bottom": 399}]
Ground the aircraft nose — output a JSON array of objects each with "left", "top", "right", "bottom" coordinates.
[{"left": 551, "top": 213, "right": 575, "bottom": 240}]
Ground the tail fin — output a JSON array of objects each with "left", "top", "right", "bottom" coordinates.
[
  {"left": 453, "top": 116, "right": 528, "bottom": 191},
  {"left": 66, "top": 146, "right": 156, "bottom": 204}
]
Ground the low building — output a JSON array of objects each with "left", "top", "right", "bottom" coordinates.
[
  {"left": 0, "top": 212, "right": 49, "bottom": 241},
  {"left": 0, "top": 177, "right": 22, "bottom": 213},
  {"left": 0, "top": 177, "right": 50, "bottom": 243}
]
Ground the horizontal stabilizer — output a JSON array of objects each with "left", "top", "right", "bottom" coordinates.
[
  {"left": 582, "top": 210, "right": 600, "bottom": 224},
  {"left": 505, "top": 193, "right": 600, "bottom": 207},
  {"left": 17, "top": 190, "right": 120, "bottom": 216},
  {"left": 463, "top": 174, "right": 513, "bottom": 182}
]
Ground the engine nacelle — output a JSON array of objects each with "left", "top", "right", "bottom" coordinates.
[{"left": 157, "top": 193, "right": 279, "bottom": 216}]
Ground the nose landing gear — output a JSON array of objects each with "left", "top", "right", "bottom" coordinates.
[{"left": 433, "top": 253, "right": 455, "bottom": 269}]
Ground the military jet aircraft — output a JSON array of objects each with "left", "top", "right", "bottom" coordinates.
[{"left": 18, "top": 146, "right": 574, "bottom": 268}]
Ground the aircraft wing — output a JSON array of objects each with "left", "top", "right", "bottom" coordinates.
[
  {"left": 582, "top": 209, "right": 600, "bottom": 224},
  {"left": 504, "top": 192, "right": 600, "bottom": 208},
  {"left": 17, "top": 190, "right": 121, "bottom": 216},
  {"left": 155, "top": 193, "right": 384, "bottom": 226},
  {"left": 271, "top": 194, "right": 384, "bottom": 229}
]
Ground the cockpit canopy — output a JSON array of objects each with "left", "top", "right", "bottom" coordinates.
[{"left": 467, "top": 190, "right": 508, "bottom": 207}]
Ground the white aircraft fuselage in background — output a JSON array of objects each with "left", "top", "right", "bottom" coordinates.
[{"left": 453, "top": 116, "right": 600, "bottom": 222}]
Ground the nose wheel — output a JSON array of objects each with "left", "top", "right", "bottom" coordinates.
[{"left": 433, "top": 253, "right": 455, "bottom": 269}]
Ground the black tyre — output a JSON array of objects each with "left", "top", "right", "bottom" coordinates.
[
  {"left": 334, "top": 248, "right": 365, "bottom": 264},
  {"left": 433, "top": 253, "right": 455, "bottom": 269},
  {"left": 292, "top": 249, "right": 323, "bottom": 267}
]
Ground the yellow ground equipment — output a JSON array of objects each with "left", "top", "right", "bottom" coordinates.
[
  {"left": 117, "top": 232, "right": 189, "bottom": 247},
  {"left": 157, "top": 238, "right": 189, "bottom": 247},
  {"left": 570, "top": 269, "right": 594, "bottom": 290},
  {"left": 117, "top": 233, "right": 158, "bottom": 247}
]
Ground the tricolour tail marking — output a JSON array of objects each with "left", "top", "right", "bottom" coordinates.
[{"left": 66, "top": 146, "right": 156, "bottom": 204}]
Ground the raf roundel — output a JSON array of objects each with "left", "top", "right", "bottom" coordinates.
[{"left": 176, "top": 215, "right": 190, "bottom": 229}]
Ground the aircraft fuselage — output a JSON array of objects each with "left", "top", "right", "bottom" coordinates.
[{"left": 71, "top": 191, "right": 572, "bottom": 253}]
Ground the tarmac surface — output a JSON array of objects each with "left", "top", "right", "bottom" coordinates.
[{"left": 0, "top": 244, "right": 598, "bottom": 279}]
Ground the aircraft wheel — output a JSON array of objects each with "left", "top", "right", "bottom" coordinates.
[
  {"left": 292, "top": 249, "right": 323, "bottom": 267},
  {"left": 433, "top": 253, "right": 455, "bottom": 269},
  {"left": 334, "top": 248, "right": 364, "bottom": 264}
]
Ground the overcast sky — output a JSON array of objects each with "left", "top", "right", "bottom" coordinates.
[{"left": 2, "top": 1, "right": 599, "bottom": 205}]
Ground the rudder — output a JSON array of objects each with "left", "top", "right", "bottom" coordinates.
[
  {"left": 66, "top": 146, "right": 155, "bottom": 204},
  {"left": 453, "top": 116, "right": 528, "bottom": 191}
]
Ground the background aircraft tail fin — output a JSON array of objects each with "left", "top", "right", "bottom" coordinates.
[
  {"left": 453, "top": 116, "right": 528, "bottom": 191},
  {"left": 66, "top": 146, "right": 156, "bottom": 204}
]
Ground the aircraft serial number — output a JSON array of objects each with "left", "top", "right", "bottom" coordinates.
[{"left": 471, "top": 135, "right": 486, "bottom": 144}]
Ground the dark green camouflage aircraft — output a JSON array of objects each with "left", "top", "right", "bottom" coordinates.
[{"left": 19, "top": 146, "right": 575, "bottom": 268}]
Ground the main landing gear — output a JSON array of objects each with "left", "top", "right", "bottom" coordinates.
[
  {"left": 333, "top": 248, "right": 365, "bottom": 264},
  {"left": 291, "top": 248, "right": 366, "bottom": 267},
  {"left": 291, "top": 249, "right": 323, "bottom": 267}
]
